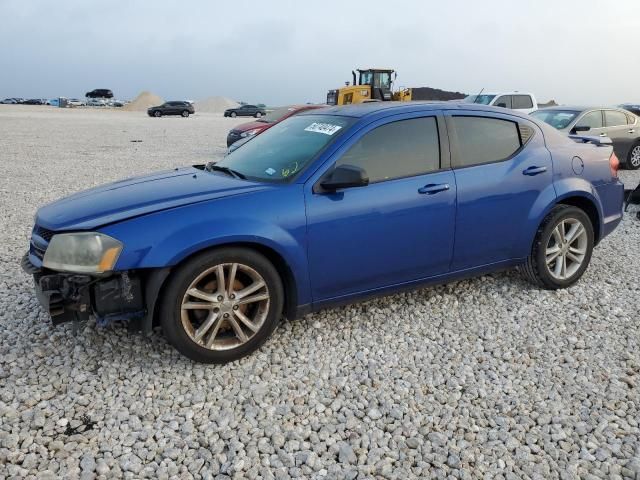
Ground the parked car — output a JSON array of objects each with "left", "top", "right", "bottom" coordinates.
[
  {"left": 22, "top": 103, "right": 623, "bottom": 363},
  {"left": 68, "top": 98, "right": 86, "bottom": 107},
  {"left": 1, "top": 98, "right": 18, "bottom": 104},
  {"left": 226, "top": 104, "right": 326, "bottom": 147},
  {"left": 87, "top": 98, "right": 107, "bottom": 107},
  {"left": 147, "top": 101, "right": 195, "bottom": 117},
  {"left": 462, "top": 92, "right": 537, "bottom": 114},
  {"left": 110, "top": 100, "right": 126, "bottom": 107},
  {"left": 23, "top": 98, "right": 46, "bottom": 105},
  {"left": 531, "top": 106, "right": 640, "bottom": 169},
  {"left": 224, "top": 104, "right": 267, "bottom": 118},
  {"left": 86, "top": 89, "right": 113, "bottom": 99},
  {"left": 620, "top": 104, "right": 640, "bottom": 117}
]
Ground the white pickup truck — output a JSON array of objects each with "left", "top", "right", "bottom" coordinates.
[{"left": 462, "top": 92, "right": 538, "bottom": 114}]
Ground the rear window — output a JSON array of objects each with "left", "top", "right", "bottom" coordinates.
[
  {"left": 530, "top": 110, "right": 579, "bottom": 130},
  {"left": 604, "top": 110, "right": 628, "bottom": 127},
  {"left": 512, "top": 95, "right": 534, "bottom": 109},
  {"left": 451, "top": 116, "right": 521, "bottom": 168}
]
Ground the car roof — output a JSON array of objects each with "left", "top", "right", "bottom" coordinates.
[{"left": 299, "top": 101, "right": 532, "bottom": 119}]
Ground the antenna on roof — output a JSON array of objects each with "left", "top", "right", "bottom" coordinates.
[{"left": 473, "top": 87, "right": 484, "bottom": 104}]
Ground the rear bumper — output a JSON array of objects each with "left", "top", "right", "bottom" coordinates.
[{"left": 597, "top": 179, "right": 624, "bottom": 241}]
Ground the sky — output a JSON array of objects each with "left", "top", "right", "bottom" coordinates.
[{"left": 1, "top": 0, "right": 639, "bottom": 105}]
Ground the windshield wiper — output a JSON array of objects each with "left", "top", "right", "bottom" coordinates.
[{"left": 205, "top": 163, "right": 246, "bottom": 179}]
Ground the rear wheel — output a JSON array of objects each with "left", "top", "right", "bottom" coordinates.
[
  {"left": 522, "top": 205, "right": 594, "bottom": 289},
  {"left": 160, "top": 248, "right": 284, "bottom": 363},
  {"left": 154, "top": 110, "right": 162, "bottom": 117},
  {"left": 626, "top": 143, "right": 640, "bottom": 170},
  {"left": 181, "top": 110, "right": 189, "bottom": 117}
]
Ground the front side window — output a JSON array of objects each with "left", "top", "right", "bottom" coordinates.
[
  {"left": 463, "top": 94, "right": 496, "bottom": 105},
  {"left": 451, "top": 116, "right": 521, "bottom": 168},
  {"left": 335, "top": 117, "right": 440, "bottom": 183},
  {"left": 215, "top": 114, "right": 354, "bottom": 182},
  {"left": 360, "top": 71, "right": 373, "bottom": 85},
  {"left": 604, "top": 110, "right": 628, "bottom": 127},
  {"left": 576, "top": 111, "right": 603, "bottom": 129},
  {"left": 512, "top": 95, "right": 534, "bottom": 109},
  {"left": 494, "top": 96, "right": 512, "bottom": 108},
  {"left": 530, "top": 110, "right": 579, "bottom": 130}
]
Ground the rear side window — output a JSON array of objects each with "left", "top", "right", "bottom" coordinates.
[
  {"left": 336, "top": 117, "right": 440, "bottom": 183},
  {"left": 451, "top": 116, "right": 521, "bottom": 168},
  {"left": 605, "top": 110, "right": 628, "bottom": 127},
  {"left": 576, "top": 111, "right": 603, "bottom": 129},
  {"left": 627, "top": 113, "right": 637, "bottom": 125},
  {"left": 512, "top": 95, "right": 534, "bottom": 109},
  {"left": 494, "top": 95, "right": 512, "bottom": 108}
]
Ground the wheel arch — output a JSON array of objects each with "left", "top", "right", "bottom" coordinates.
[
  {"left": 555, "top": 195, "right": 601, "bottom": 244},
  {"left": 147, "top": 241, "right": 299, "bottom": 331}
]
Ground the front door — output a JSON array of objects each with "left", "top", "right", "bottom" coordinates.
[{"left": 305, "top": 114, "right": 457, "bottom": 302}]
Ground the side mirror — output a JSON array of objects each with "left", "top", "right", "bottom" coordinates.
[
  {"left": 573, "top": 125, "right": 591, "bottom": 132},
  {"left": 320, "top": 165, "right": 369, "bottom": 191}
]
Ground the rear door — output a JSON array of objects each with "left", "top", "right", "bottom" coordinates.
[
  {"left": 445, "top": 110, "right": 554, "bottom": 270},
  {"left": 604, "top": 109, "right": 635, "bottom": 161}
]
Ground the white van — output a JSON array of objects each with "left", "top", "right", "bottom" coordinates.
[{"left": 462, "top": 92, "right": 538, "bottom": 114}]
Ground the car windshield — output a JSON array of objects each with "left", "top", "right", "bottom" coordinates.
[
  {"left": 258, "top": 106, "right": 298, "bottom": 123},
  {"left": 215, "top": 114, "right": 354, "bottom": 182},
  {"left": 463, "top": 94, "right": 496, "bottom": 105},
  {"left": 530, "top": 110, "right": 579, "bottom": 130}
]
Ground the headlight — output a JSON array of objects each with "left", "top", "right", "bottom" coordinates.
[
  {"left": 240, "top": 128, "right": 261, "bottom": 138},
  {"left": 43, "top": 232, "right": 123, "bottom": 274}
]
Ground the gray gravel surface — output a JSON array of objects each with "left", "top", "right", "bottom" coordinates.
[{"left": 1, "top": 105, "right": 639, "bottom": 479}]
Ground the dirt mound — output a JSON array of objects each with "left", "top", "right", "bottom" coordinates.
[
  {"left": 123, "top": 91, "right": 164, "bottom": 111},
  {"left": 195, "top": 96, "right": 239, "bottom": 113}
]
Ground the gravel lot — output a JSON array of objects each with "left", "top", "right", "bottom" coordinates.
[{"left": 1, "top": 105, "right": 639, "bottom": 479}]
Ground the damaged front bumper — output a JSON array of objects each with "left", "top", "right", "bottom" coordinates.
[{"left": 21, "top": 252, "right": 167, "bottom": 332}]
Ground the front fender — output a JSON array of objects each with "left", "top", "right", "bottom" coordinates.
[{"left": 99, "top": 186, "right": 311, "bottom": 306}]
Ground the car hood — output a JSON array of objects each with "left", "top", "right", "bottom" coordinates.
[
  {"left": 36, "top": 167, "right": 268, "bottom": 230},
  {"left": 232, "top": 120, "right": 271, "bottom": 133}
]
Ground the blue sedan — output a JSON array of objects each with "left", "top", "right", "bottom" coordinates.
[{"left": 23, "top": 102, "right": 624, "bottom": 363}]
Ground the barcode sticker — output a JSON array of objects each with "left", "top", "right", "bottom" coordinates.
[{"left": 304, "top": 123, "right": 342, "bottom": 135}]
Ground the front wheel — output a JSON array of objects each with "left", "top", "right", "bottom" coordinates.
[
  {"left": 181, "top": 110, "right": 189, "bottom": 117},
  {"left": 160, "top": 248, "right": 284, "bottom": 363},
  {"left": 154, "top": 110, "right": 162, "bottom": 117},
  {"left": 230, "top": 112, "right": 237, "bottom": 118},
  {"left": 522, "top": 205, "right": 594, "bottom": 289},
  {"left": 626, "top": 143, "right": 640, "bottom": 170},
  {"left": 255, "top": 112, "right": 262, "bottom": 118}
]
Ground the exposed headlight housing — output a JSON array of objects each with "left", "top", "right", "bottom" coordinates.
[
  {"left": 240, "top": 128, "right": 261, "bottom": 138},
  {"left": 43, "top": 232, "right": 123, "bottom": 274}
]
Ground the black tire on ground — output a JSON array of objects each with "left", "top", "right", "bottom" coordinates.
[
  {"left": 626, "top": 142, "right": 640, "bottom": 170},
  {"left": 521, "top": 204, "right": 594, "bottom": 290},
  {"left": 159, "top": 247, "right": 284, "bottom": 363},
  {"left": 255, "top": 112, "right": 262, "bottom": 118},
  {"left": 154, "top": 110, "right": 162, "bottom": 117},
  {"left": 181, "top": 110, "right": 189, "bottom": 117},
  {"left": 230, "top": 112, "right": 237, "bottom": 118}
]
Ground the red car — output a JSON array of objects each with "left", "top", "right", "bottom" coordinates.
[{"left": 226, "top": 104, "right": 326, "bottom": 147}]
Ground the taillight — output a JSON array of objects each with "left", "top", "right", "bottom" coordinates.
[{"left": 610, "top": 152, "right": 620, "bottom": 178}]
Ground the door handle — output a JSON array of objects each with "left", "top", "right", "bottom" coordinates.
[
  {"left": 522, "top": 166, "right": 547, "bottom": 176},
  {"left": 418, "top": 183, "right": 450, "bottom": 195},
  {"left": 629, "top": 129, "right": 635, "bottom": 134},
  {"left": 599, "top": 133, "right": 607, "bottom": 137}
]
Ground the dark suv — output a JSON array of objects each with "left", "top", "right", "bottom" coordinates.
[
  {"left": 85, "top": 89, "right": 114, "bottom": 99},
  {"left": 224, "top": 104, "right": 267, "bottom": 118},
  {"left": 147, "top": 101, "right": 195, "bottom": 118}
]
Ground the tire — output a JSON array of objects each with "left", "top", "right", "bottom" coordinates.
[
  {"left": 160, "top": 247, "right": 284, "bottom": 363},
  {"left": 154, "top": 110, "right": 162, "bottom": 118},
  {"left": 181, "top": 110, "right": 189, "bottom": 117},
  {"left": 230, "top": 112, "right": 237, "bottom": 118},
  {"left": 255, "top": 112, "right": 262, "bottom": 118},
  {"left": 626, "top": 143, "right": 640, "bottom": 170},
  {"left": 522, "top": 205, "right": 594, "bottom": 289}
]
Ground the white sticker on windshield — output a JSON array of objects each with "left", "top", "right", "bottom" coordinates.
[
  {"left": 304, "top": 122, "right": 342, "bottom": 135},
  {"left": 265, "top": 167, "right": 276, "bottom": 176}
]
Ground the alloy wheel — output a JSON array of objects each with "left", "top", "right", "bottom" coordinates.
[
  {"left": 631, "top": 146, "right": 640, "bottom": 167},
  {"left": 545, "top": 218, "right": 588, "bottom": 280},
  {"left": 180, "top": 263, "right": 270, "bottom": 351}
]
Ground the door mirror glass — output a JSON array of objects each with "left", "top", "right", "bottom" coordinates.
[{"left": 320, "top": 165, "right": 369, "bottom": 191}]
